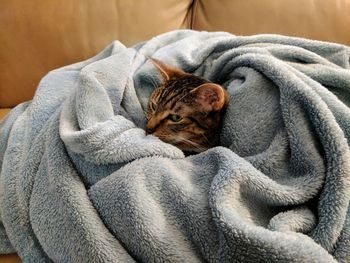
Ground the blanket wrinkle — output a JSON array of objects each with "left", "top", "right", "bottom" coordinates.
[{"left": 0, "top": 30, "right": 349, "bottom": 263}]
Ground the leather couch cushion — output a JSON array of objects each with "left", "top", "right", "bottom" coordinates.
[
  {"left": 192, "top": 0, "right": 350, "bottom": 46},
  {"left": 0, "top": 108, "right": 11, "bottom": 120},
  {"left": 0, "top": 254, "right": 22, "bottom": 263},
  {"left": 0, "top": 0, "right": 192, "bottom": 108},
  {"left": 2, "top": 0, "right": 350, "bottom": 109}
]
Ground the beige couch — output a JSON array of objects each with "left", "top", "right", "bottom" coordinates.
[
  {"left": 1, "top": 0, "right": 350, "bottom": 118},
  {"left": 1, "top": 0, "right": 350, "bottom": 262}
]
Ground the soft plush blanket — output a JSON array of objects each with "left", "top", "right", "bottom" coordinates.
[{"left": 0, "top": 30, "right": 349, "bottom": 263}]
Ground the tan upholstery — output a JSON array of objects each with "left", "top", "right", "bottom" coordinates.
[
  {"left": 0, "top": 108, "right": 11, "bottom": 120},
  {"left": 192, "top": 0, "right": 350, "bottom": 45},
  {"left": 0, "top": 253, "right": 21, "bottom": 263},
  {"left": 1, "top": 0, "right": 350, "bottom": 110},
  {"left": 0, "top": 0, "right": 192, "bottom": 108}
]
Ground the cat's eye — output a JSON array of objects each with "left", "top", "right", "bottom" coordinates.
[{"left": 169, "top": 114, "right": 183, "bottom": 122}]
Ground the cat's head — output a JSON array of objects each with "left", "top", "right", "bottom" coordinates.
[{"left": 146, "top": 58, "right": 229, "bottom": 153}]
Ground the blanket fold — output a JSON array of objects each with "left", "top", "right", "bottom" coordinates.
[{"left": 1, "top": 30, "right": 349, "bottom": 262}]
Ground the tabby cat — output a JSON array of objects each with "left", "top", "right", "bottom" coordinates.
[{"left": 146, "top": 58, "right": 230, "bottom": 153}]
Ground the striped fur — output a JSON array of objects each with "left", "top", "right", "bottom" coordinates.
[{"left": 146, "top": 61, "right": 229, "bottom": 153}]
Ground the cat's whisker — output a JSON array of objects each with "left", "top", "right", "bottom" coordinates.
[
  {"left": 150, "top": 128, "right": 207, "bottom": 152},
  {"left": 173, "top": 136, "right": 207, "bottom": 152},
  {"left": 201, "top": 133, "right": 210, "bottom": 144}
]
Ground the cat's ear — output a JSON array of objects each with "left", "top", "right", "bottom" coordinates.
[
  {"left": 191, "top": 83, "right": 228, "bottom": 112},
  {"left": 150, "top": 58, "right": 185, "bottom": 81}
]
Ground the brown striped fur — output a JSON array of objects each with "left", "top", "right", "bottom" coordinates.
[{"left": 146, "top": 59, "right": 229, "bottom": 153}]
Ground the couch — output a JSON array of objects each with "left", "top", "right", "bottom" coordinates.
[{"left": 1, "top": 0, "right": 349, "bottom": 262}]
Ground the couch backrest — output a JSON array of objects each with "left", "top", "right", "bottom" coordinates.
[
  {"left": 192, "top": 0, "right": 350, "bottom": 45},
  {"left": 0, "top": 0, "right": 192, "bottom": 108},
  {"left": 1, "top": 0, "right": 349, "bottom": 108}
]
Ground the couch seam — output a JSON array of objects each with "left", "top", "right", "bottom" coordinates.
[{"left": 190, "top": 0, "right": 198, "bottom": 29}]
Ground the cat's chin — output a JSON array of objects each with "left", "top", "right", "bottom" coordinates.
[
  {"left": 174, "top": 143, "right": 208, "bottom": 154},
  {"left": 152, "top": 133, "right": 208, "bottom": 153},
  {"left": 183, "top": 151, "right": 194, "bottom": 156}
]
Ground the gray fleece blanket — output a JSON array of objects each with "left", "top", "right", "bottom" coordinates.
[{"left": 1, "top": 30, "right": 350, "bottom": 263}]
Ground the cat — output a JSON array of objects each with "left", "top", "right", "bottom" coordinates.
[{"left": 146, "top": 58, "right": 230, "bottom": 153}]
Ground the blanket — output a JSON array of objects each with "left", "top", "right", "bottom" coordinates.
[{"left": 0, "top": 30, "right": 349, "bottom": 263}]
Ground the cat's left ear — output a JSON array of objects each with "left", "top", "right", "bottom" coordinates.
[
  {"left": 150, "top": 58, "right": 185, "bottom": 81},
  {"left": 191, "top": 83, "right": 228, "bottom": 112}
]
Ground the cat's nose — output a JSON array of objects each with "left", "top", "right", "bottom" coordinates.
[{"left": 146, "top": 127, "right": 155, "bottom": 134}]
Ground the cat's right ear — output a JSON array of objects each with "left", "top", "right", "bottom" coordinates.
[
  {"left": 191, "top": 83, "right": 228, "bottom": 112},
  {"left": 150, "top": 58, "right": 185, "bottom": 81}
]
